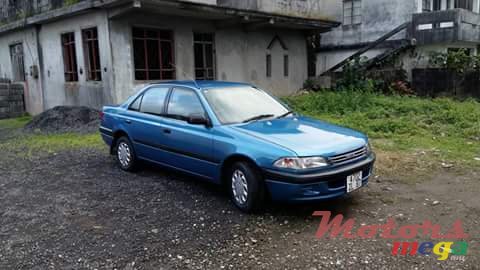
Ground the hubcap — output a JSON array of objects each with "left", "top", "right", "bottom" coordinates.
[
  {"left": 117, "top": 142, "right": 131, "bottom": 167},
  {"left": 231, "top": 169, "right": 248, "bottom": 205}
]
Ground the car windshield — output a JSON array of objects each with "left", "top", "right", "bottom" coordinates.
[{"left": 203, "top": 86, "right": 290, "bottom": 124}]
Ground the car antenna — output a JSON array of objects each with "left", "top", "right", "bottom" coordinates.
[{"left": 170, "top": 62, "right": 201, "bottom": 89}]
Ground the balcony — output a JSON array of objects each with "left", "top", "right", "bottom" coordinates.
[
  {"left": 0, "top": 0, "right": 87, "bottom": 24},
  {"left": 409, "top": 8, "right": 480, "bottom": 45}
]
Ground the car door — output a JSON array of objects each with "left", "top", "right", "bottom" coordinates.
[
  {"left": 160, "top": 87, "right": 216, "bottom": 179},
  {"left": 121, "top": 86, "right": 170, "bottom": 160}
]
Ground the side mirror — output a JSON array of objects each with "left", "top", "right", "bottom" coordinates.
[{"left": 187, "top": 114, "right": 210, "bottom": 127}]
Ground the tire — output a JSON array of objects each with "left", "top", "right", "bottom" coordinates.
[
  {"left": 228, "top": 161, "right": 265, "bottom": 213},
  {"left": 115, "top": 136, "right": 138, "bottom": 172}
]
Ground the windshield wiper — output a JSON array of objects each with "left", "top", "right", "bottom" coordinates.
[
  {"left": 242, "top": 114, "right": 275, "bottom": 123},
  {"left": 276, "top": 111, "right": 294, "bottom": 119}
]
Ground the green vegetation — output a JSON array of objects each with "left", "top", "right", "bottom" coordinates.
[
  {"left": 0, "top": 115, "right": 32, "bottom": 130},
  {"left": 0, "top": 132, "right": 103, "bottom": 157},
  {"left": 285, "top": 90, "right": 480, "bottom": 167}
]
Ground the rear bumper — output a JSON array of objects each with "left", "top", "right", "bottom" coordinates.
[
  {"left": 99, "top": 127, "right": 113, "bottom": 147},
  {"left": 263, "top": 153, "right": 375, "bottom": 202}
]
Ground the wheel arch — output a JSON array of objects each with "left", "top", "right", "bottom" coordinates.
[
  {"left": 110, "top": 129, "right": 130, "bottom": 154},
  {"left": 220, "top": 154, "right": 262, "bottom": 186}
]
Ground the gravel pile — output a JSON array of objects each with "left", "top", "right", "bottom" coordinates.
[{"left": 24, "top": 106, "right": 100, "bottom": 133}]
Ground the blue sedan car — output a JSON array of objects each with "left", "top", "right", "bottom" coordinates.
[{"left": 100, "top": 81, "right": 375, "bottom": 212}]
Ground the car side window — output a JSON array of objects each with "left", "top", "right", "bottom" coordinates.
[
  {"left": 167, "top": 88, "right": 205, "bottom": 120},
  {"left": 139, "top": 87, "right": 169, "bottom": 115},
  {"left": 129, "top": 95, "right": 143, "bottom": 111}
]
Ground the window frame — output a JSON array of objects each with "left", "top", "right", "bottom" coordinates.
[
  {"left": 165, "top": 87, "right": 209, "bottom": 123},
  {"left": 61, "top": 32, "right": 79, "bottom": 82},
  {"left": 455, "top": 0, "right": 474, "bottom": 11},
  {"left": 82, "top": 27, "right": 102, "bottom": 81},
  {"left": 132, "top": 26, "right": 176, "bottom": 81},
  {"left": 283, "top": 54, "right": 289, "bottom": 77},
  {"left": 193, "top": 32, "right": 216, "bottom": 80},
  {"left": 9, "top": 43, "right": 25, "bottom": 82},
  {"left": 343, "top": 0, "right": 362, "bottom": 26}
]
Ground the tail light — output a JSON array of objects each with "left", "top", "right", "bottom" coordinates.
[{"left": 99, "top": 111, "right": 105, "bottom": 121}]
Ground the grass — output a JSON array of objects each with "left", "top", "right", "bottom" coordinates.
[
  {"left": 285, "top": 91, "right": 480, "bottom": 169},
  {"left": 1, "top": 92, "right": 479, "bottom": 170},
  {"left": 0, "top": 132, "right": 104, "bottom": 157},
  {"left": 1, "top": 115, "right": 103, "bottom": 157},
  {"left": 0, "top": 115, "right": 32, "bottom": 130}
]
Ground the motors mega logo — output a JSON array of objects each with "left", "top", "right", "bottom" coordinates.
[{"left": 313, "top": 211, "right": 469, "bottom": 261}]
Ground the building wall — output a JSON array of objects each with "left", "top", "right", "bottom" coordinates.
[
  {"left": 320, "top": 0, "right": 417, "bottom": 47},
  {"left": 109, "top": 13, "right": 308, "bottom": 101},
  {"left": 316, "top": 48, "right": 388, "bottom": 74},
  {"left": 218, "top": 0, "right": 340, "bottom": 21},
  {"left": 317, "top": 0, "right": 480, "bottom": 77},
  {"left": 38, "top": 10, "right": 115, "bottom": 110},
  {"left": 0, "top": 27, "right": 44, "bottom": 114},
  {"left": 1, "top": 8, "right": 310, "bottom": 114}
]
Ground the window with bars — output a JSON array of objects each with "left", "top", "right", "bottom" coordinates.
[
  {"left": 132, "top": 27, "right": 175, "bottom": 81},
  {"left": 194, "top": 33, "right": 216, "bottom": 80},
  {"left": 455, "top": 0, "right": 474, "bottom": 10},
  {"left": 82, "top": 27, "right": 102, "bottom": 81},
  {"left": 343, "top": 0, "right": 362, "bottom": 26},
  {"left": 9, "top": 43, "right": 25, "bottom": 82},
  {"left": 61, "top": 32, "right": 78, "bottom": 82}
]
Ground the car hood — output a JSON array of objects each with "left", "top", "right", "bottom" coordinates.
[{"left": 231, "top": 116, "right": 368, "bottom": 157}]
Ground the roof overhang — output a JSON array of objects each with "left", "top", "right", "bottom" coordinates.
[
  {"left": 0, "top": 0, "right": 340, "bottom": 36},
  {"left": 109, "top": 0, "right": 340, "bottom": 32}
]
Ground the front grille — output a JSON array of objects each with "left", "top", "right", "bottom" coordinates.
[{"left": 328, "top": 146, "right": 367, "bottom": 164}]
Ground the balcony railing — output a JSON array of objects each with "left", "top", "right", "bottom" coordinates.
[
  {"left": 0, "top": 0, "right": 87, "bottom": 24},
  {"left": 409, "top": 8, "right": 480, "bottom": 45}
]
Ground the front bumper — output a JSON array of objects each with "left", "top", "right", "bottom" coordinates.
[{"left": 263, "top": 153, "right": 375, "bottom": 202}]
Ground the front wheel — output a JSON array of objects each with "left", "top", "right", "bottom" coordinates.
[
  {"left": 228, "top": 161, "right": 265, "bottom": 213},
  {"left": 115, "top": 136, "right": 138, "bottom": 171}
]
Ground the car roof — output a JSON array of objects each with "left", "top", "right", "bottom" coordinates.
[{"left": 152, "top": 80, "right": 252, "bottom": 90}]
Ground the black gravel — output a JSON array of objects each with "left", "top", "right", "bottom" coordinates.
[
  {"left": 0, "top": 135, "right": 478, "bottom": 269},
  {"left": 24, "top": 106, "right": 100, "bottom": 134}
]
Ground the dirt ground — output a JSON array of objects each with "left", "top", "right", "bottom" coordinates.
[{"left": 0, "top": 129, "right": 479, "bottom": 269}]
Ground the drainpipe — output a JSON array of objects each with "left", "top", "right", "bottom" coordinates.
[{"left": 35, "top": 24, "right": 46, "bottom": 111}]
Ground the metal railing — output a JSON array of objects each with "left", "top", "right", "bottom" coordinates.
[{"left": 409, "top": 8, "right": 480, "bottom": 45}]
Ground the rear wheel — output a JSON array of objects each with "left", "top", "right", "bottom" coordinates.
[
  {"left": 228, "top": 161, "right": 265, "bottom": 213},
  {"left": 115, "top": 136, "right": 138, "bottom": 171}
]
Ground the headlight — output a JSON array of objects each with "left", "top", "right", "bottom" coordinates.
[{"left": 273, "top": 156, "right": 328, "bottom": 170}]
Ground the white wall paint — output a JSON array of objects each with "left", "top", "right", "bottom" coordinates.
[{"left": 0, "top": 27, "right": 44, "bottom": 114}]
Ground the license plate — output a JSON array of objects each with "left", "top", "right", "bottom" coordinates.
[{"left": 347, "top": 171, "right": 363, "bottom": 193}]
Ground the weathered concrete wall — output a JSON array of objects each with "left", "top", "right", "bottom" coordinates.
[
  {"left": 109, "top": 13, "right": 307, "bottom": 101},
  {"left": 0, "top": 27, "right": 44, "bottom": 115},
  {"left": 218, "top": 0, "right": 339, "bottom": 21},
  {"left": 39, "top": 10, "right": 114, "bottom": 110},
  {"left": 182, "top": 0, "right": 217, "bottom": 5},
  {"left": 320, "top": 0, "right": 416, "bottom": 48},
  {"left": 0, "top": 80, "right": 25, "bottom": 119}
]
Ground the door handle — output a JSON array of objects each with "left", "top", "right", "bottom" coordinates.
[
  {"left": 163, "top": 128, "right": 171, "bottom": 134},
  {"left": 125, "top": 119, "right": 132, "bottom": 124}
]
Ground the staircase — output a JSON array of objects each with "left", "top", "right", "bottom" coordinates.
[
  {"left": 320, "top": 22, "right": 414, "bottom": 75},
  {"left": 363, "top": 39, "right": 415, "bottom": 70}
]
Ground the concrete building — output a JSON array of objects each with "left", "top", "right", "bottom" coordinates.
[
  {"left": 317, "top": 0, "right": 480, "bottom": 77},
  {"left": 0, "top": 0, "right": 339, "bottom": 115}
]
